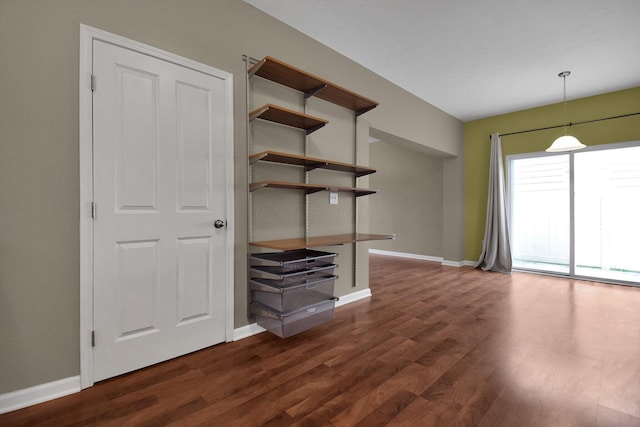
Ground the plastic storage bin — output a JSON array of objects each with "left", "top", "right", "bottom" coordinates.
[
  {"left": 250, "top": 298, "right": 337, "bottom": 338},
  {"left": 250, "top": 275, "right": 337, "bottom": 312},
  {"left": 249, "top": 249, "right": 336, "bottom": 272}
]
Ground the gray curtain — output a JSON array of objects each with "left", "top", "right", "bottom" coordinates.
[{"left": 475, "top": 133, "right": 512, "bottom": 273}]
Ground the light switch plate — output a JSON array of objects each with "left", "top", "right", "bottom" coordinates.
[{"left": 329, "top": 192, "right": 338, "bottom": 205}]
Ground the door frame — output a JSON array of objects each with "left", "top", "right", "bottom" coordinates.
[{"left": 79, "top": 24, "right": 234, "bottom": 389}]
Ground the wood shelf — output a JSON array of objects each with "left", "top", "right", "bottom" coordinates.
[
  {"left": 248, "top": 56, "right": 378, "bottom": 116},
  {"left": 249, "top": 181, "right": 376, "bottom": 197},
  {"left": 250, "top": 150, "right": 376, "bottom": 177},
  {"left": 249, "top": 104, "right": 328, "bottom": 135},
  {"left": 250, "top": 233, "right": 396, "bottom": 251}
]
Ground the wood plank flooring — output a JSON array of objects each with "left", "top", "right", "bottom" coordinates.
[{"left": 3, "top": 254, "right": 640, "bottom": 426}]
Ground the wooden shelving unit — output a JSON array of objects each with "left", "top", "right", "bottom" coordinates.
[
  {"left": 249, "top": 151, "right": 376, "bottom": 177},
  {"left": 249, "top": 104, "right": 328, "bottom": 135},
  {"left": 249, "top": 180, "right": 376, "bottom": 197},
  {"left": 246, "top": 54, "right": 395, "bottom": 337},
  {"left": 247, "top": 55, "right": 394, "bottom": 249},
  {"left": 248, "top": 56, "right": 378, "bottom": 115},
  {"left": 250, "top": 233, "right": 396, "bottom": 251}
]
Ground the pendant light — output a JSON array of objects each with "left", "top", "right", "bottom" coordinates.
[{"left": 546, "top": 71, "right": 586, "bottom": 152}]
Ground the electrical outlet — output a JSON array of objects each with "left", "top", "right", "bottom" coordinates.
[{"left": 329, "top": 192, "right": 338, "bottom": 205}]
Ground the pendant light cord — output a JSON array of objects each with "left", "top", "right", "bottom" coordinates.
[{"left": 562, "top": 72, "right": 568, "bottom": 135}]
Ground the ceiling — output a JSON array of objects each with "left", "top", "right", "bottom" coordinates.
[{"left": 244, "top": 0, "right": 640, "bottom": 122}]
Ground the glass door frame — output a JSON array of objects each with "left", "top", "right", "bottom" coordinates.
[{"left": 506, "top": 140, "right": 640, "bottom": 287}]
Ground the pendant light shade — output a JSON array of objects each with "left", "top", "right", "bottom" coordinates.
[
  {"left": 546, "top": 71, "right": 585, "bottom": 152},
  {"left": 546, "top": 134, "right": 585, "bottom": 152}
]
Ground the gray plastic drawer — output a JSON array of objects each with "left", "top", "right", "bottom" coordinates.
[
  {"left": 248, "top": 264, "right": 337, "bottom": 285},
  {"left": 250, "top": 298, "right": 336, "bottom": 338},
  {"left": 249, "top": 249, "right": 337, "bottom": 272},
  {"left": 250, "top": 275, "right": 336, "bottom": 312}
]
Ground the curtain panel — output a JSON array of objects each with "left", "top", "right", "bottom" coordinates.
[{"left": 475, "top": 133, "right": 512, "bottom": 273}]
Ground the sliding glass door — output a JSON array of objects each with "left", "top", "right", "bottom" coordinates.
[
  {"left": 574, "top": 145, "right": 640, "bottom": 282},
  {"left": 509, "top": 154, "right": 570, "bottom": 274},
  {"left": 508, "top": 142, "right": 640, "bottom": 285}
]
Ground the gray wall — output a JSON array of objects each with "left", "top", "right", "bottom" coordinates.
[
  {"left": 0, "top": 0, "right": 463, "bottom": 394},
  {"left": 369, "top": 141, "right": 444, "bottom": 257}
]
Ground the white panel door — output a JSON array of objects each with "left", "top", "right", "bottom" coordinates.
[{"left": 92, "top": 40, "right": 230, "bottom": 381}]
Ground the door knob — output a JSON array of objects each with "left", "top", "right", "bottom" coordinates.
[{"left": 214, "top": 219, "right": 226, "bottom": 229}]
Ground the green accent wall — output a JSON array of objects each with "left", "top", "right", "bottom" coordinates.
[{"left": 464, "top": 86, "right": 640, "bottom": 261}]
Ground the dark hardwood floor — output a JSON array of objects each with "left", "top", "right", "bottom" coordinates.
[{"left": 3, "top": 254, "right": 640, "bottom": 426}]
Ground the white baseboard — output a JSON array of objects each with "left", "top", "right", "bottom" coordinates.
[
  {"left": 335, "top": 288, "right": 372, "bottom": 307},
  {"left": 0, "top": 376, "right": 81, "bottom": 415},
  {"left": 442, "top": 260, "right": 468, "bottom": 267},
  {"left": 233, "top": 322, "right": 266, "bottom": 341},
  {"left": 368, "top": 249, "right": 443, "bottom": 263},
  {"left": 368, "top": 249, "right": 470, "bottom": 268}
]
